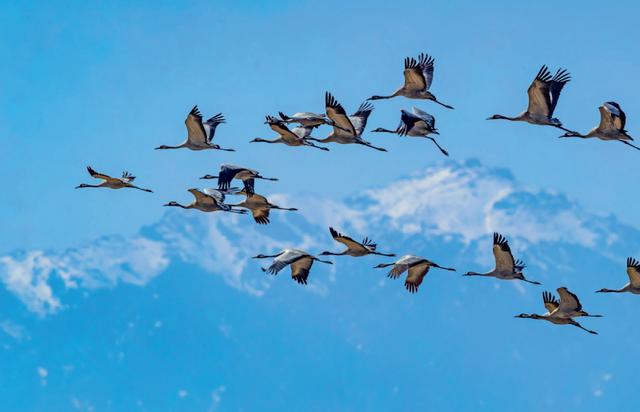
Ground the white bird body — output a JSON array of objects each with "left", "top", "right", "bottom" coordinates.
[
  {"left": 597, "top": 257, "right": 640, "bottom": 294},
  {"left": 253, "top": 248, "right": 332, "bottom": 285},
  {"left": 374, "top": 254, "right": 455, "bottom": 293},
  {"left": 75, "top": 166, "right": 153, "bottom": 193},
  {"left": 464, "top": 233, "right": 540, "bottom": 284},
  {"left": 155, "top": 106, "right": 234, "bottom": 151}
]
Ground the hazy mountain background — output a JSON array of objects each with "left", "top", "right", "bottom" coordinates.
[{"left": 2, "top": 160, "right": 638, "bottom": 411}]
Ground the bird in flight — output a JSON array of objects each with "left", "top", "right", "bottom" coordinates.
[
  {"left": 559, "top": 102, "right": 640, "bottom": 150},
  {"left": 75, "top": 166, "right": 153, "bottom": 193},
  {"left": 374, "top": 254, "right": 456, "bottom": 293},
  {"left": 250, "top": 116, "right": 329, "bottom": 150},
  {"left": 163, "top": 188, "right": 246, "bottom": 214},
  {"left": 596, "top": 257, "right": 640, "bottom": 295},
  {"left": 305, "top": 92, "right": 386, "bottom": 151},
  {"left": 487, "top": 65, "right": 574, "bottom": 133},
  {"left": 155, "top": 106, "right": 235, "bottom": 151},
  {"left": 464, "top": 232, "right": 541, "bottom": 284},
  {"left": 199, "top": 164, "right": 278, "bottom": 194},
  {"left": 253, "top": 249, "right": 332, "bottom": 285},
  {"left": 228, "top": 189, "right": 297, "bottom": 225},
  {"left": 515, "top": 288, "right": 599, "bottom": 335},
  {"left": 368, "top": 53, "right": 454, "bottom": 109},
  {"left": 319, "top": 227, "right": 395, "bottom": 258},
  {"left": 371, "top": 107, "right": 449, "bottom": 156}
]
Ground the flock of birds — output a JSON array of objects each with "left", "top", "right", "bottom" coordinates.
[{"left": 74, "top": 52, "right": 639, "bottom": 335}]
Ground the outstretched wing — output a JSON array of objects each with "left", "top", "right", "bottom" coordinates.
[
  {"left": 417, "top": 53, "right": 435, "bottom": 91},
  {"left": 86, "top": 166, "right": 110, "bottom": 181},
  {"left": 527, "top": 65, "right": 553, "bottom": 118},
  {"left": 492, "top": 232, "right": 516, "bottom": 272},
  {"left": 603, "top": 102, "right": 626, "bottom": 131},
  {"left": 405, "top": 262, "right": 430, "bottom": 293},
  {"left": 188, "top": 188, "right": 216, "bottom": 206},
  {"left": 557, "top": 287, "right": 582, "bottom": 313},
  {"left": 403, "top": 56, "right": 427, "bottom": 92},
  {"left": 251, "top": 207, "right": 271, "bottom": 225},
  {"left": 548, "top": 68, "right": 571, "bottom": 117},
  {"left": 203, "top": 113, "right": 226, "bottom": 143},
  {"left": 329, "top": 227, "right": 368, "bottom": 252},
  {"left": 217, "top": 165, "right": 243, "bottom": 192},
  {"left": 185, "top": 105, "right": 208, "bottom": 145},
  {"left": 542, "top": 291, "right": 559, "bottom": 314},
  {"left": 325, "top": 92, "right": 356, "bottom": 136},
  {"left": 411, "top": 107, "right": 436, "bottom": 128},
  {"left": 349, "top": 102, "right": 374, "bottom": 137},
  {"left": 626, "top": 257, "right": 640, "bottom": 288}
]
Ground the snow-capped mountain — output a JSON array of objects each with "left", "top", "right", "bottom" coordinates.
[{"left": 1, "top": 160, "right": 638, "bottom": 411}]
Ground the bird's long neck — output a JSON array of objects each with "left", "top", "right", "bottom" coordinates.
[
  {"left": 375, "top": 128, "right": 399, "bottom": 134},
  {"left": 497, "top": 114, "right": 522, "bottom": 121},
  {"left": 372, "top": 251, "right": 395, "bottom": 257},
  {"left": 77, "top": 184, "right": 102, "bottom": 189},
  {"left": 464, "top": 271, "right": 491, "bottom": 277},
  {"left": 321, "top": 251, "right": 345, "bottom": 256},
  {"left": 313, "top": 257, "right": 333, "bottom": 264},
  {"left": 254, "top": 138, "right": 279, "bottom": 143},
  {"left": 155, "top": 144, "right": 184, "bottom": 149},
  {"left": 597, "top": 287, "right": 627, "bottom": 293},
  {"left": 270, "top": 205, "right": 297, "bottom": 211},
  {"left": 307, "top": 136, "right": 332, "bottom": 143}
]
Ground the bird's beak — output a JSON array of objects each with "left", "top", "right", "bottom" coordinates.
[
  {"left": 485, "top": 117, "right": 494, "bottom": 120},
  {"left": 162, "top": 203, "right": 171, "bottom": 207},
  {"left": 74, "top": 185, "right": 82, "bottom": 189}
]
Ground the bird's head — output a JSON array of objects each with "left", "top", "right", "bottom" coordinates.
[
  {"left": 199, "top": 174, "right": 217, "bottom": 180},
  {"left": 163, "top": 201, "right": 180, "bottom": 207},
  {"left": 462, "top": 271, "right": 477, "bottom": 276},
  {"left": 154, "top": 145, "right": 170, "bottom": 150},
  {"left": 370, "top": 128, "right": 386, "bottom": 133},
  {"left": 514, "top": 313, "right": 535, "bottom": 319},
  {"left": 252, "top": 254, "right": 268, "bottom": 259},
  {"left": 249, "top": 138, "right": 264, "bottom": 143},
  {"left": 75, "top": 184, "right": 89, "bottom": 189},
  {"left": 486, "top": 114, "right": 506, "bottom": 120},
  {"left": 319, "top": 251, "right": 333, "bottom": 256}
]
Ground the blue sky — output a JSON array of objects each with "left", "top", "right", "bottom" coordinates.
[{"left": 2, "top": 1, "right": 640, "bottom": 410}]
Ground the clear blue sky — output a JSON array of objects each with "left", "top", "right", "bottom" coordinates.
[
  {"left": 1, "top": 0, "right": 639, "bottom": 253},
  {"left": 2, "top": 1, "right": 640, "bottom": 410}
]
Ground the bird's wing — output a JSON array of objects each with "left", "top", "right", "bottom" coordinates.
[
  {"left": 403, "top": 56, "right": 427, "bottom": 91},
  {"left": 626, "top": 257, "right": 640, "bottom": 288},
  {"left": 217, "top": 165, "right": 243, "bottom": 191},
  {"left": 184, "top": 105, "right": 208, "bottom": 145},
  {"left": 405, "top": 262, "right": 430, "bottom": 293},
  {"left": 290, "top": 256, "right": 313, "bottom": 285},
  {"left": 597, "top": 105, "right": 616, "bottom": 131},
  {"left": 388, "top": 255, "right": 422, "bottom": 279},
  {"left": 417, "top": 53, "right": 435, "bottom": 90},
  {"left": 349, "top": 102, "right": 374, "bottom": 137},
  {"left": 325, "top": 92, "right": 356, "bottom": 136},
  {"left": 548, "top": 68, "right": 571, "bottom": 117},
  {"left": 542, "top": 291, "right": 559, "bottom": 314},
  {"left": 203, "top": 113, "right": 226, "bottom": 143},
  {"left": 292, "top": 126, "right": 314, "bottom": 139},
  {"left": 526, "top": 65, "right": 553, "bottom": 118},
  {"left": 251, "top": 207, "right": 271, "bottom": 225},
  {"left": 202, "top": 187, "right": 226, "bottom": 203},
  {"left": 188, "top": 188, "right": 216, "bottom": 206},
  {"left": 329, "top": 227, "right": 367, "bottom": 252},
  {"left": 603, "top": 102, "right": 626, "bottom": 131},
  {"left": 266, "top": 116, "right": 303, "bottom": 142},
  {"left": 411, "top": 107, "right": 436, "bottom": 128},
  {"left": 86, "top": 166, "right": 110, "bottom": 181},
  {"left": 492, "top": 232, "right": 516, "bottom": 272},
  {"left": 557, "top": 287, "right": 582, "bottom": 313}
]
